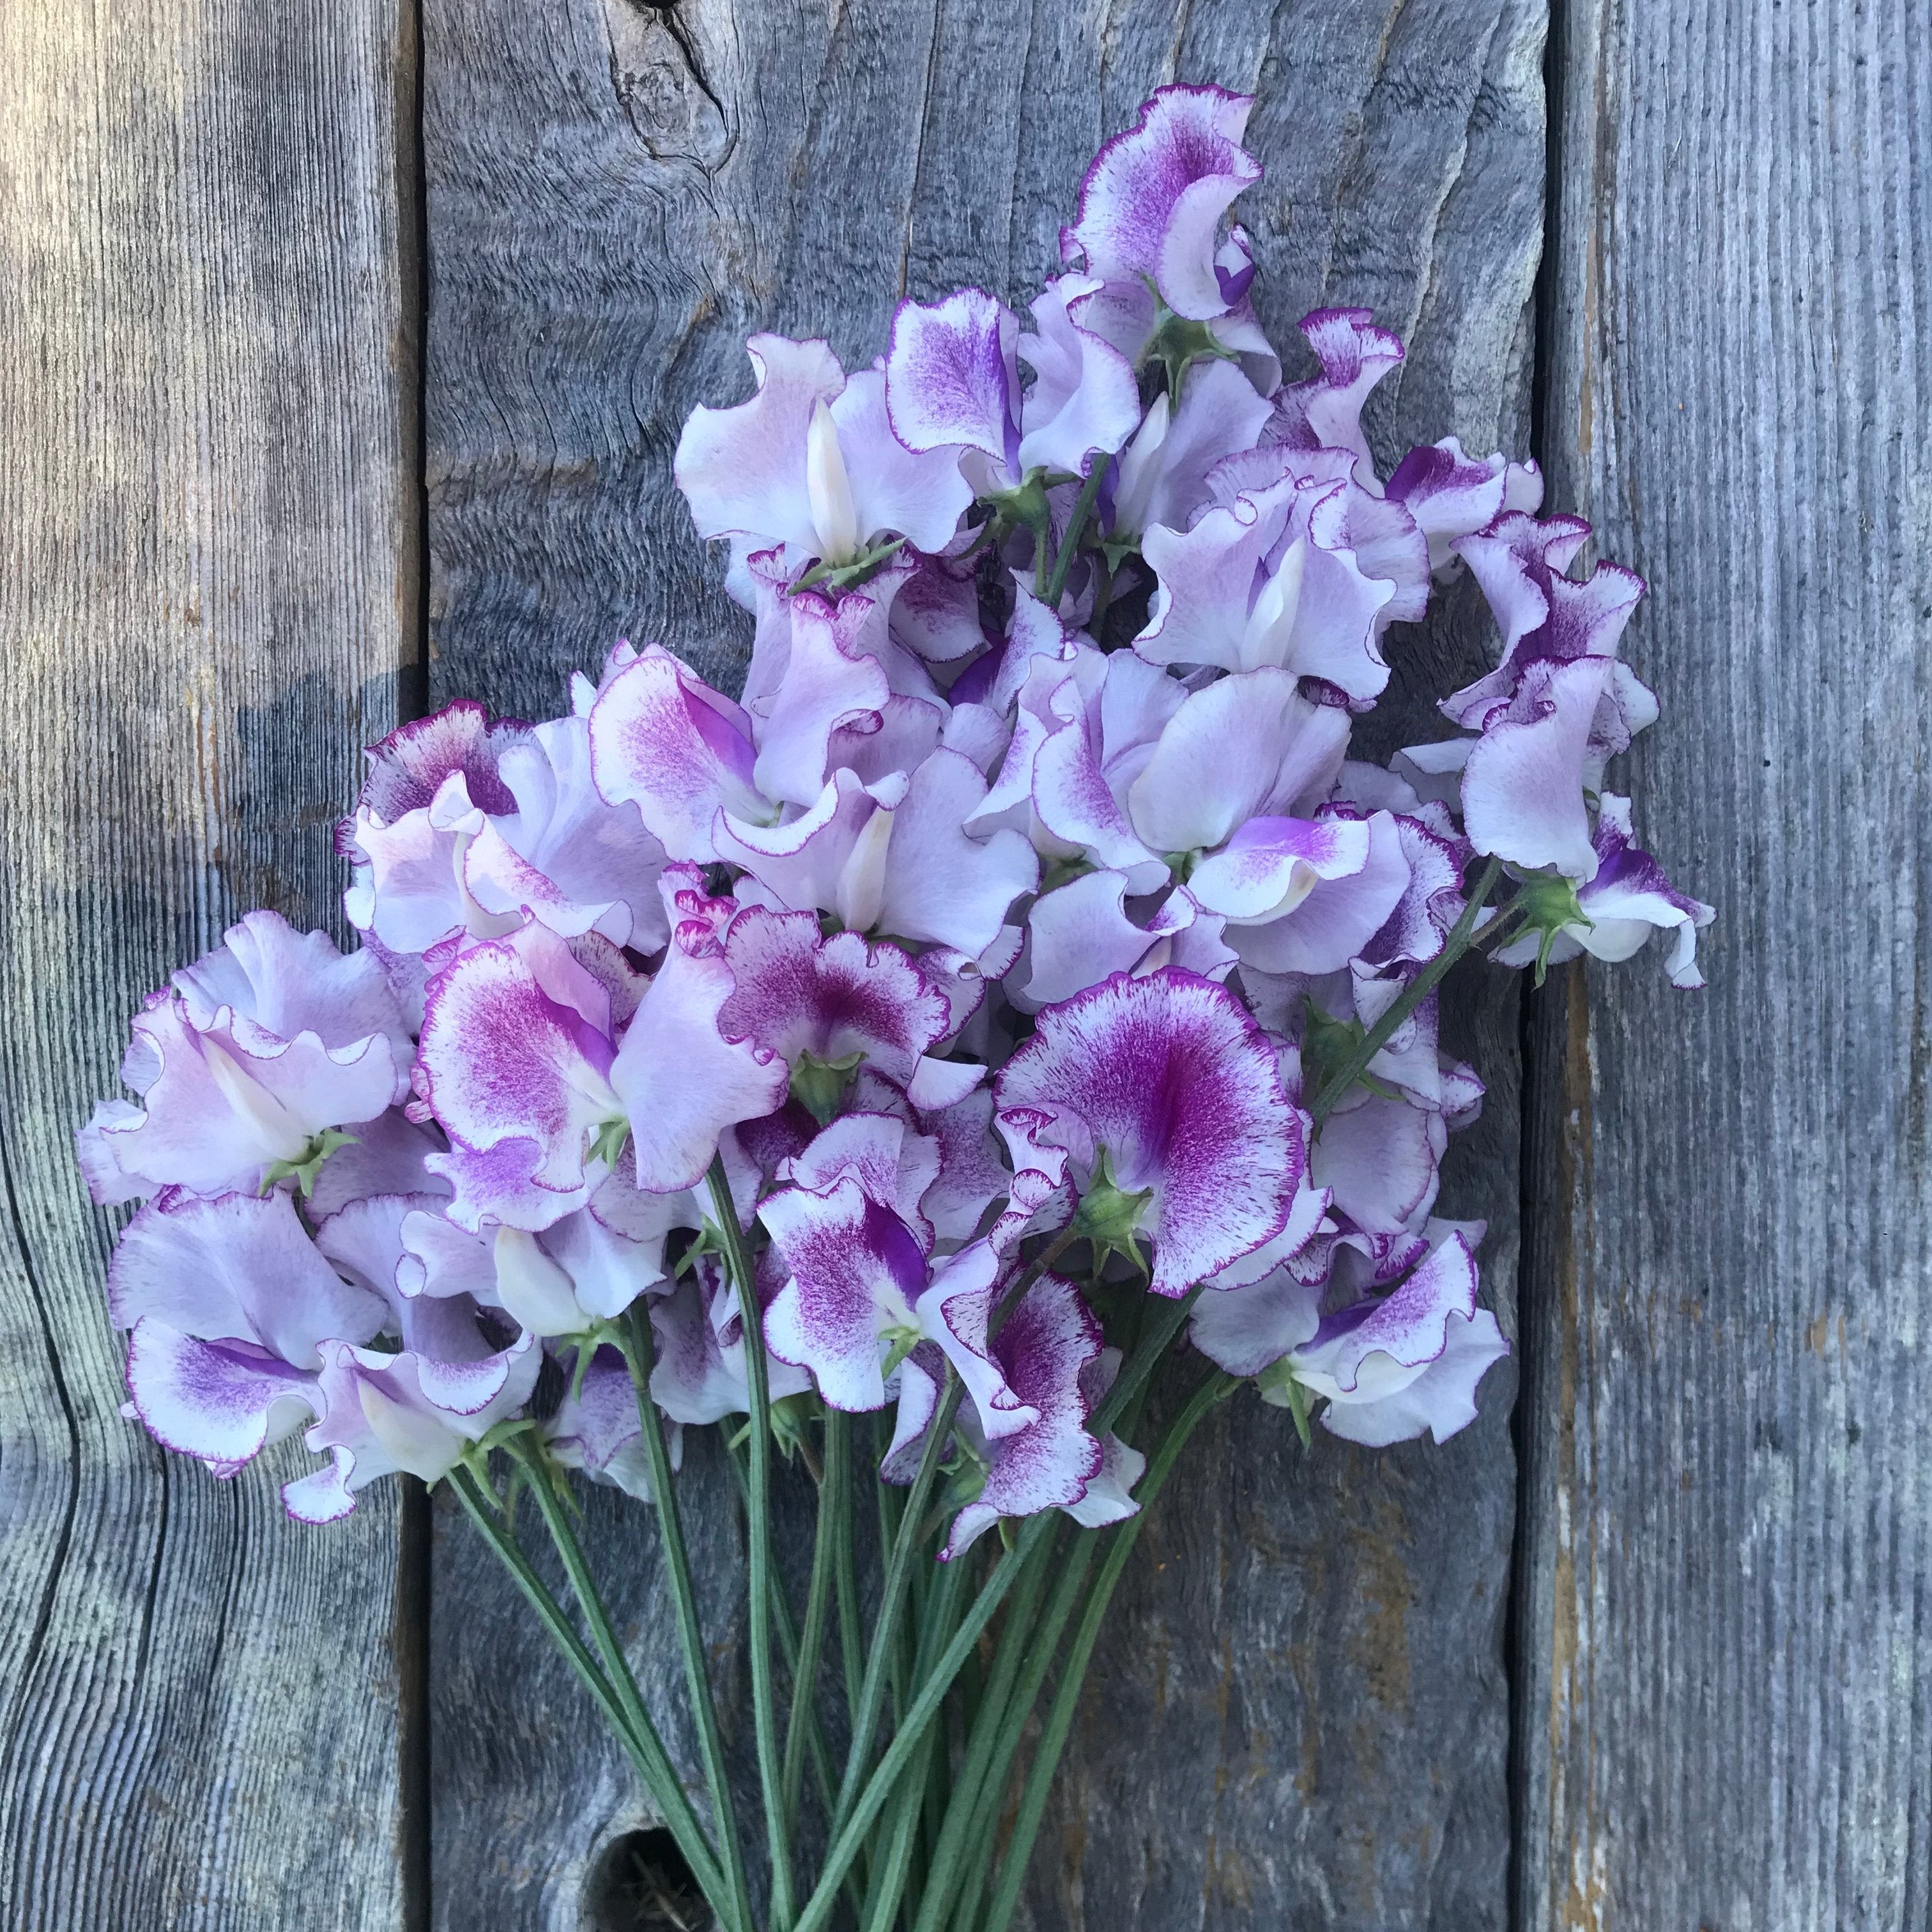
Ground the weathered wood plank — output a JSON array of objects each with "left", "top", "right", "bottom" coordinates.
[
  {"left": 420, "top": 3, "right": 1545, "bottom": 1923},
  {"left": 1517, "top": 2, "right": 1932, "bottom": 1928},
  {"left": 0, "top": 6, "right": 420, "bottom": 1926}
]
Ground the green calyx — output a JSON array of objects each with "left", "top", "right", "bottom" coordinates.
[
  {"left": 791, "top": 1048, "right": 866, "bottom": 1126},
  {"left": 588, "top": 1116, "right": 632, "bottom": 1173},
  {"left": 1298, "top": 998, "right": 1400, "bottom": 1112},
  {"left": 1069, "top": 1147, "right": 1153, "bottom": 1280},
  {"left": 791, "top": 535, "right": 907, "bottom": 597},
  {"left": 1140, "top": 297, "right": 1238, "bottom": 401},
  {"left": 767, "top": 1389, "right": 824, "bottom": 1466},
  {"left": 1503, "top": 870, "right": 1594, "bottom": 986},
  {"left": 1255, "top": 1357, "right": 1315, "bottom": 1449},
  {"left": 259, "top": 1127, "right": 360, "bottom": 1199}
]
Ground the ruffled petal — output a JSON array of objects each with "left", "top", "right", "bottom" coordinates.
[{"left": 994, "top": 969, "right": 1301, "bottom": 1296}]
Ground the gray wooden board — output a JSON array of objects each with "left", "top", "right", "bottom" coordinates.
[
  {"left": 421, "top": 2, "right": 1545, "bottom": 1925},
  {"left": 0, "top": 4, "right": 419, "bottom": 1927},
  {"left": 1515, "top": 2, "right": 1932, "bottom": 1928}
]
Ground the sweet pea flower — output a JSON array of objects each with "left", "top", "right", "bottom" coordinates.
[
  {"left": 649, "top": 1252, "right": 813, "bottom": 1429},
  {"left": 342, "top": 705, "right": 670, "bottom": 968},
  {"left": 758, "top": 1114, "right": 1034, "bottom": 1433},
  {"left": 1386, "top": 436, "right": 1545, "bottom": 574},
  {"left": 884, "top": 281, "right": 1140, "bottom": 492},
  {"left": 1060, "top": 86, "right": 1278, "bottom": 388},
  {"left": 674, "top": 335, "right": 974, "bottom": 601},
  {"left": 1012, "top": 869, "right": 1236, "bottom": 1012},
  {"left": 417, "top": 879, "right": 788, "bottom": 1230},
  {"left": 1189, "top": 808, "right": 1411, "bottom": 977},
  {"left": 588, "top": 643, "right": 774, "bottom": 863},
  {"left": 1439, "top": 513, "right": 1655, "bottom": 880},
  {"left": 77, "top": 912, "right": 411, "bottom": 1207},
  {"left": 994, "top": 969, "right": 1303, "bottom": 1296},
  {"left": 1135, "top": 464, "right": 1401, "bottom": 702},
  {"left": 717, "top": 747, "right": 1038, "bottom": 961},
  {"left": 933, "top": 1273, "right": 1125, "bottom": 1560},
  {"left": 546, "top": 1344, "right": 661, "bottom": 1502},
  {"left": 1264, "top": 307, "right": 1405, "bottom": 487},
  {"left": 1492, "top": 795, "right": 1714, "bottom": 988},
  {"left": 1270, "top": 1229, "right": 1506, "bottom": 1446},
  {"left": 283, "top": 1330, "right": 540, "bottom": 1522},
  {"left": 716, "top": 908, "right": 953, "bottom": 1110},
  {"left": 108, "top": 1189, "right": 388, "bottom": 1473}
]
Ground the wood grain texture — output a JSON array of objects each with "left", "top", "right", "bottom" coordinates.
[
  {"left": 1516, "top": 2, "right": 1932, "bottom": 1928},
  {"left": 421, "top": 3, "right": 1545, "bottom": 1926},
  {"left": 0, "top": 5, "right": 419, "bottom": 1927}
]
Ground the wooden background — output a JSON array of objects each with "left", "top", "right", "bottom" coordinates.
[{"left": 1, "top": 0, "right": 1924, "bottom": 1927}]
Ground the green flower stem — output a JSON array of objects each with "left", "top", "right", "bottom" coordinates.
[
  {"left": 907, "top": 1529, "right": 1058, "bottom": 1932},
  {"left": 828, "top": 1411, "right": 865, "bottom": 1733},
  {"left": 942, "top": 1528, "right": 1097, "bottom": 1932},
  {"left": 832, "top": 1372, "right": 965, "bottom": 1847},
  {"left": 707, "top": 1158, "right": 797, "bottom": 1932},
  {"left": 617, "top": 1307, "right": 757, "bottom": 1932},
  {"left": 793, "top": 1521, "right": 1046, "bottom": 1932},
  {"left": 724, "top": 1438, "right": 861, "bottom": 1912},
  {"left": 1308, "top": 854, "right": 1503, "bottom": 1127},
  {"left": 1043, "top": 459, "right": 1109, "bottom": 609},
  {"left": 477, "top": 1452, "right": 733, "bottom": 1922},
  {"left": 862, "top": 1728, "right": 941, "bottom": 1932},
  {"left": 1089, "top": 1281, "right": 1204, "bottom": 1436},
  {"left": 979, "top": 1372, "right": 1237, "bottom": 1932},
  {"left": 783, "top": 1419, "right": 841, "bottom": 1846}
]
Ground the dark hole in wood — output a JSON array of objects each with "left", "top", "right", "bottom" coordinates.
[{"left": 583, "top": 1828, "right": 711, "bottom": 1931}]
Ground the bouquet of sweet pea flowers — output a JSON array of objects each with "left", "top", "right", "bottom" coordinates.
[{"left": 79, "top": 85, "right": 1711, "bottom": 1932}]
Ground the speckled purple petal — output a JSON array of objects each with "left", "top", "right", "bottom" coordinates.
[
  {"left": 107, "top": 1188, "right": 387, "bottom": 1370},
  {"left": 123, "top": 1323, "right": 321, "bottom": 1476},
  {"left": 995, "top": 969, "right": 1301, "bottom": 1296},
  {"left": 588, "top": 643, "right": 769, "bottom": 862},
  {"left": 1062, "top": 86, "right": 1262, "bottom": 322},
  {"left": 942, "top": 1271, "right": 1103, "bottom": 1559}
]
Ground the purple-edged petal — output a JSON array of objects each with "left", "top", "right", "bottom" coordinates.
[
  {"left": 1062, "top": 85, "right": 1262, "bottom": 322},
  {"left": 1127, "top": 669, "right": 1350, "bottom": 856},
  {"left": 1266, "top": 309, "right": 1404, "bottom": 482},
  {"left": 875, "top": 749, "right": 1040, "bottom": 956},
  {"left": 760, "top": 1176, "right": 930, "bottom": 1412},
  {"left": 1460, "top": 655, "right": 1613, "bottom": 880},
  {"left": 588, "top": 643, "right": 770, "bottom": 862},
  {"left": 1386, "top": 437, "right": 1544, "bottom": 574},
  {"left": 941, "top": 1271, "right": 1103, "bottom": 1560},
  {"left": 1287, "top": 1232, "right": 1506, "bottom": 1446},
  {"left": 1015, "top": 871, "right": 1162, "bottom": 1010},
  {"left": 548, "top": 1344, "right": 661, "bottom": 1501},
  {"left": 1016, "top": 275, "right": 1142, "bottom": 475},
  {"left": 885, "top": 289, "right": 1020, "bottom": 473},
  {"left": 1210, "top": 811, "right": 1412, "bottom": 976},
  {"left": 350, "top": 699, "right": 530, "bottom": 827},
  {"left": 1110, "top": 358, "right": 1274, "bottom": 540},
  {"left": 610, "top": 867, "right": 792, "bottom": 1193},
  {"left": 123, "top": 1323, "right": 321, "bottom": 1475},
  {"left": 994, "top": 969, "right": 1301, "bottom": 1296},
  {"left": 416, "top": 924, "right": 620, "bottom": 1212},
  {"left": 285, "top": 1333, "right": 540, "bottom": 1519},
  {"left": 675, "top": 334, "right": 847, "bottom": 571},
  {"left": 1190, "top": 1268, "right": 1324, "bottom": 1379},
  {"left": 1494, "top": 793, "right": 1715, "bottom": 987},
  {"left": 718, "top": 768, "right": 904, "bottom": 930},
  {"left": 747, "top": 585, "right": 894, "bottom": 809},
  {"left": 107, "top": 1189, "right": 387, "bottom": 1369},
  {"left": 1312, "top": 1091, "right": 1445, "bottom": 1250},
  {"left": 831, "top": 366, "right": 976, "bottom": 558},
  {"left": 779, "top": 1112, "right": 941, "bottom": 1241},
  {"left": 461, "top": 714, "right": 671, "bottom": 949}
]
